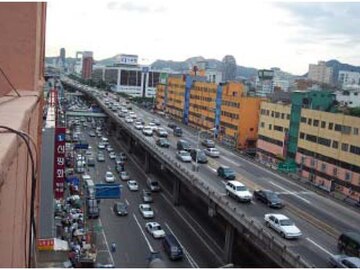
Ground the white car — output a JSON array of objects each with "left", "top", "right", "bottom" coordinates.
[
  {"left": 98, "top": 143, "right": 105, "bottom": 149},
  {"left": 125, "top": 117, "right": 134, "bottom": 123},
  {"left": 145, "top": 222, "right": 166, "bottom": 239},
  {"left": 134, "top": 122, "right": 144, "bottom": 130},
  {"left": 139, "top": 204, "right": 154, "bottom": 219},
  {"left": 225, "top": 181, "right": 252, "bottom": 202},
  {"left": 109, "top": 152, "right": 116, "bottom": 159},
  {"left": 127, "top": 180, "right": 139, "bottom": 191},
  {"left": 119, "top": 171, "right": 130, "bottom": 181},
  {"left": 204, "top": 147, "right": 220, "bottom": 158},
  {"left": 142, "top": 126, "right": 153, "bottom": 136},
  {"left": 105, "top": 171, "right": 115, "bottom": 183},
  {"left": 176, "top": 150, "right": 192, "bottom": 162},
  {"left": 106, "top": 145, "right": 113, "bottom": 152},
  {"left": 264, "top": 214, "right": 302, "bottom": 239}
]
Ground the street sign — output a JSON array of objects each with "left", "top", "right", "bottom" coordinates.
[{"left": 95, "top": 184, "right": 121, "bottom": 199}]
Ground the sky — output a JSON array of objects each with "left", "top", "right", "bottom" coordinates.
[{"left": 46, "top": 0, "right": 360, "bottom": 75}]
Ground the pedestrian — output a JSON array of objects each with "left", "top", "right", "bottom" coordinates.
[{"left": 111, "top": 242, "right": 116, "bottom": 252}]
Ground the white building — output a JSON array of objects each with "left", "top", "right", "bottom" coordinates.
[
  {"left": 256, "top": 69, "right": 274, "bottom": 97},
  {"left": 308, "top": 61, "right": 333, "bottom": 85},
  {"left": 335, "top": 89, "right": 360, "bottom": 108},
  {"left": 338, "top": 70, "right": 360, "bottom": 88}
]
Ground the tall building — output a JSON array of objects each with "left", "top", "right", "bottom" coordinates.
[
  {"left": 0, "top": 2, "right": 46, "bottom": 267},
  {"left": 222, "top": 55, "right": 237, "bottom": 82},
  {"left": 92, "top": 54, "right": 163, "bottom": 98},
  {"left": 156, "top": 74, "right": 263, "bottom": 150},
  {"left": 81, "top": 51, "right": 93, "bottom": 80},
  {"left": 308, "top": 61, "right": 333, "bottom": 85},
  {"left": 60, "top": 48, "right": 65, "bottom": 66},
  {"left": 256, "top": 69, "right": 274, "bottom": 97}
]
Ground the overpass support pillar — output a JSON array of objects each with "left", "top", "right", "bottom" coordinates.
[
  {"left": 172, "top": 178, "right": 181, "bottom": 206},
  {"left": 128, "top": 137, "right": 133, "bottom": 154},
  {"left": 144, "top": 152, "right": 150, "bottom": 173},
  {"left": 224, "top": 223, "right": 235, "bottom": 264}
]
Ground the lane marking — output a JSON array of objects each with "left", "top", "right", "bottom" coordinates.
[
  {"left": 125, "top": 199, "right": 130, "bottom": 206},
  {"left": 269, "top": 181, "right": 311, "bottom": 204},
  {"left": 207, "top": 166, "right": 217, "bottom": 173},
  {"left": 165, "top": 223, "right": 199, "bottom": 268},
  {"left": 133, "top": 214, "right": 154, "bottom": 252},
  {"left": 160, "top": 193, "right": 223, "bottom": 263},
  {"left": 98, "top": 218, "right": 115, "bottom": 266},
  {"left": 220, "top": 156, "right": 239, "bottom": 166},
  {"left": 306, "top": 237, "right": 334, "bottom": 257}
]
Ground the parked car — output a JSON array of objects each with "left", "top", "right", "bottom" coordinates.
[
  {"left": 87, "top": 199, "right": 99, "bottom": 219},
  {"left": 329, "top": 255, "right": 360, "bottom": 268},
  {"left": 225, "top": 181, "right": 252, "bottom": 202},
  {"left": 217, "top": 165, "right": 236, "bottom": 180},
  {"left": 156, "top": 138, "right": 170, "bottom": 148},
  {"left": 190, "top": 149, "right": 208, "bottom": 163},
  {"left": 264, "top": 213, "right": 302, "bottom": 239},
  {"left": 202, "top": 139, "right": 215, "bottom": 148},
  {"left": 176, "top": 150, "right": 192, "bottom": 162},
  {"left": 113, "top": 202, "right": 128, "bottom": 216},
  {"left": 119, "top": 171, "right": 130, "bottom": 181},
  {"left": 204, "top": 147, "right": 220, "bottom": 158},
  {"left": 105, "top": 171, "right": 115, "bottom": 183},
  {"left": 254, "top": 189, "right": 284, "bottom": 208},
  {"left": 139, "top": 204, "right": 154, "bottom": 219},
  {"left": 146, "top": 222, "right": 166, "bottom": 239},
  {"left": 163, "top": 234, "right": 183, "bottom": 260},
  {"left": 127, "top": 180, "right": 139, "bottom": 191},
  {"left": 142, "top": 189, "right": 153, "bottom": 203}
]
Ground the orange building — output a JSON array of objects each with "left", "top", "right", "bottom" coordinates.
[
  {"left": 0, "top": 3, "right": 46, "bottom": 267},
  {"left": 156, "top": 75, "right": 263, "bottom": 151}
]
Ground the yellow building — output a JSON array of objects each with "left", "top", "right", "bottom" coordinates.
[
  {"left": 156, "top": 75, "right": 263, "bottom": 150},
  {"left": 297, "top": 109, "right": 360, "bottom": 200}
]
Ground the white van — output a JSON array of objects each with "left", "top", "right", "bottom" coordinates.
[{"left": 225, "top": 181, "right": 252, "bottom": 202}]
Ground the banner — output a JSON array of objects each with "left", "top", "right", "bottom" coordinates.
[{"left": 54, "top": 127, "right": 66, "bottom": 199}]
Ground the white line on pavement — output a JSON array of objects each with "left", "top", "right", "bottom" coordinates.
[
  {"left": 306, "top": 237, "right": 334, "bottom": 257},
  {"left": 165, "top": 223, "right": 199, "bottom": 268},
  {"left": 98, "top": 219, "right": 115, "bottom": 266},
  {"left": 125, "top": 199, "right": 130, "bottom": 205},
  {"left": 269, "top": 181, "right": 311, "bottom": 204},
  {"left": 207, "top": 166, "right": 217, "bottom": 173},
  {"left": 220, "top": 156, "right": 240, "bottom": 166},
  {"left": 160, "top": 193, "right": 223, "bottom": 263},
  {"left": 133, "top": 214, "right": 154, "bottom": 253}
]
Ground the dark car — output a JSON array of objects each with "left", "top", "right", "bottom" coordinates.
[
  {"left": 190, "top": 149, "right": 208, "bottom": 163},
  {"left": 115, "top": 164, "right": 125, "bottom": 173},
  {"left": 89, "top": 131, "right": 96, "bottom": 137},
  {"left": 87, "top": 157, "right": 96, "bottom": 167},
  {"left": 168, "top": 122, "right": 177, "bottom": 129},
  {"left": 253, "top": 189, "right": 284, "bottom": 208},
  {"left": 177, "top": 139, "right": 191, "bottom": 151},
  {"left": 217, "top": 166, "right": 236, "bottom": 180},
  {"left": 113, "top": 202, "right": 128, "bottom": 216},
  {"left": 201, "top": 139, "right": 215, "bottom": 148},
  {"left": 173, "top": 127, "right": 183, "bottom": 137},
  {"left": 162, "top": 234, "right": 183, "bottom": 260},
  {"left": 156, "top": 138, "right": 170, "bottom": 148}
]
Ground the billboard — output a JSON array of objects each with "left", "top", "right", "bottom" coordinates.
[
  {"left": 159, "top": 73, "right": 168, "bottom": 85},
  {"left": 95, "top": 184, "right": 121, "bottom": 199},
  {"left": 53, "top": 127, "right": 66, "bottom": 199}
]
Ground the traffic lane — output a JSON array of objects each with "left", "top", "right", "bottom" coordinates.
[{"left": 108, "top": 133, "right": 225, "bottom": 267}]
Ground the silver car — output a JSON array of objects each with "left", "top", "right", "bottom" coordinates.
[
  {"left": 139, "top": 204, "right": 154, "bottom": 219},
  {"left": 329, "top": 255, "right": 360, "bottom": 268},
  {"left": 204, "top": 147, "right": 220, "bottom": 158},
  {"left": 176, "top": 150, "right": 192, "bottom": 162}
]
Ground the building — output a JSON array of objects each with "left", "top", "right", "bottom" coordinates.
[
  {"left": 222, "top": 55, "right": 237, "bottom": 82},
  {"left": 92, "top": 54, "right": 162, "bottom": 98},
  {"left": 81, "top": 51, "right": 93, "bottom": 80},
  {"left": 156, "top": 74, "right": 263, "bottom": 150},
  {"left": 335, "top": 89, "right": 360, "bottom": 108},
  {"left": 271, "top": 67, "right": 294, "bottom": 92},
  {"left": 257, "top": 90, "right": 360, "bottom": 201},
  {"left": 0, "top": 2, "right": 46, "bottom": 267},
  {"left": 256, "top": 69, "right": 274, "bottom": 97},
  {"left": 338, "top": 70, "right": 360, "bottom": 88},
  {"left": 308, "top": 61, "right": 333, "bottom": 85}
]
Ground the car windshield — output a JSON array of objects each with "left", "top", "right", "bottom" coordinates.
[
  {"left": 106, "top": 172, "right": 112, "bottom": 176},
  {"left": 280, "top": 219, "right": 294, "bottom": 226},
  {"left": 223, "top": 168, "right": 234, "bottom": 174},
  {"left": 153, "top": 225, "right": 161, "bottom": 231},
  {"left": 267, "top": 192, "right": 279, "bottom": 200},
  {"left": 236, "top": 186, "right": 247, "bottom": 191},
  {"left": 143, "top": 205, "right": 151, "bottom": 211},
  {"left": 151, "top": 182, "right": 159, "bottom": 186},
  {"left": 181, "top": 151, "right": 190, "bottom": 156}
]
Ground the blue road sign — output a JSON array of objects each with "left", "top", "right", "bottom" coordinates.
[
  {"left": 95, "top": 184, "right": 121, "bottom": 199},
  {"left": 57, "top": 134, "right": 65, "bottom": 142}
]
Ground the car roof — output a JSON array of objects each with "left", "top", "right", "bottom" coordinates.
[
  {"left": 227, "top": 180, "right": 244, "bottom": 187},
  {"left": 220, "top": 165, "right": 230, "bottom": 169},
  {"left": 268, "top": 213, "right": 289, "bottom": 220},
  {"left": 147, "top": 222, "right": 159, "bottom": 226},
  {"left": 341, "top": 232, "right": 360, "bottom": 243},
  {"left": 140, "top": 203, "right": 151, "bottom": 207}
]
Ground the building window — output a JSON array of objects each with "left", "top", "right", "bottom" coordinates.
[
  {"left": 350, "top": 145, "right": 360, "bottom": 156},
  {"left": 269, "top": 124, "right": 272, "bottom": 130},
  {"left": 281, "top": 113, "right": 285, "bottom": 119},
  {"left": 300, "top": 132, "right": 305, "bottom": 139},
  {"left": 274, "top": 125, "right": 284, "bottom": 132},
  {"left": 333, "top": 167, "right": 338, "bottom": 176},
  {"left": 345, "top": 172, "right": 352, "bottom": 181},
  {"left": 328, "top": 123, "right": 334, "bottom": 130},
  {"left": 321, "top": 163, "right": 326, "bottom": 172},
  {"left": 321, "top": 121, "right": 326, "bottom": 128},
  {"left": 354, "top": 128, "right": 359, "bottom": 135},
  {"left": 275, "top": 112, "right": 280, "bottom": 118},
  {"left": 271, "top": 111, "right": 274, "bottom": 117},
  {"left": 287, "top": 114, "right": 290, "bottom": 120},
  {"left": 332, "top": 140, "right": 339, "bottom": 149},
  {"left": 260, "top": 122, "right": 265, "bottom": 128},
  {"left": 335, "top": 124, "right": 342, "bottom": 132},
  {"left": 308, "top": 118, "right": 312, "bottom": 125},
  {"left": 341, "top": 143, "right": 349, "bottom": 152},
  {"left": 284, "top": 128, "right": 288, "bottom": 133},
  {"left": 301, "top": 117, "right": 307, "bottom": 123},
  {"left": 313, "top": 120, "right": 319, "bottom": 127},
  {"left": 310, "top": 159, "right": 316, "bottom": 167}
]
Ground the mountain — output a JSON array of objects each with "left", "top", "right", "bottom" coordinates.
[{"left": 326, "top": 59, "right": 360, "bottom": 83}]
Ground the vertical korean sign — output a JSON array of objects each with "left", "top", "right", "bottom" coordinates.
[{"left": 54, "top": 127, "right": 66, "bottom": 199}]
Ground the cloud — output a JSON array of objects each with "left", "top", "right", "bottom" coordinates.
[
  {"left": 276, "top": 3, "right": 360, "bottom": 45},
  {"left": 107, "top": 1, "right": 166, "bottom": 13}
]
